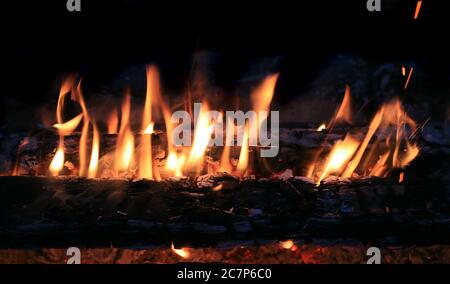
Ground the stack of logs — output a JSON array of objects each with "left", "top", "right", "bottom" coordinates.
[{"left": 0, "top": 126, "right": 449, "bottom": 248}]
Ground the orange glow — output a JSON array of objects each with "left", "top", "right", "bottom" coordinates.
[
  {"left": 88, "top": 123, "right": 100, "bottom": 178},
  {"left": 402, "top": 66, "right": 406, "bottom": 76},
  {"left": 171, "top": 243, "right": 191, "bottom": 259},
  {"left": 107, "top": 109, "right": 118, "bottom": 134},
  {"left": 318, "top": 135, "right": 360, "bottom": 184},
  {"left": 414, "top": 1, "right": 422, "bottom": 20},
  {"left": 404, "top": 67, "right": 414, "bottom": 89},
  {"left": 52, "top": 113, "right": 83, "bottom": 136},
  {"left": 115, "top": 94, "right": 134, "bottom": 172}
]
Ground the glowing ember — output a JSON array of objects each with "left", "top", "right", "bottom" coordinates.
[
  {"left": 171, "top": 243, "right": 191, "bottom": 259},
  {"left": 414, "top": 1, "right": 422, "bottom": 20},
  {"left": 280, "top": 240, "right": 294, "bottom": 249},
  {"left": 404, "top": 67, "right": 414, "bottom": 89}
]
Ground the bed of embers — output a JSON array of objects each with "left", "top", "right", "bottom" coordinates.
[{"left": 0, "top": 64, "right": 449, "bottom": 264}]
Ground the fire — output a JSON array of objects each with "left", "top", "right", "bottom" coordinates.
[
  {"left": 399, "top": 172, "right": 404, "bottom": 183},
  {"left": 52, "top": 113, "right": 83, "bottom": 136},
  {"left": 219, "top": 115, "right": 235, "bottom": 173},
  {"left": 166, "top": 152, "right": 186, "bottom": 177},
  {"left": 171, "top": 242, "right": 191, "bottom": 259},
  {"left": 186, "top": 103, "right": 214, "bottom": 173},
  {"left": 107, "top": 109, "right": 118, "bottom": 134},
  {"left": 138, "top": 66, "right": 158, "bottom": 180},
  {"left": 314, "top": 96, "right": 420, "bottom": 183},
  {"left": 73, "top": 81, "right": 90, "bottom": 177},
  {"left": 49, "top": 77, "right": 79, "bottom": 176},
  {"left": 115, "top": 93, "right": 135, "bottom": 173},
  {"left": 49, "top": 146, "right": 65, "bottom": 176},
  {"left": 87, "top": 123, "right": 100, "bottom": 178},
  {"left": 236, "top": 123, "right": 250, "bottom": 175},
  {"left": 316, "top": 124, "right": 326, "bottom": 131},
  {"left": 328, "top": 85, "right": 352, "bottom": 130},
  {"left": 280, "top": 240, "right": 294, "bottom": 250},
  {"left": 318, "top": 135, "right": 359, "bottom": 184}
]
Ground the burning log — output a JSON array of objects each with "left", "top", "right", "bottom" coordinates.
[{"left": 0, "top": 173, "right": 449, "bottom": 248}]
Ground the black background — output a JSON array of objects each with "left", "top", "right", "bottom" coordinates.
[{"left": 1, "top": 0, "right": 449, "bottom": 125}]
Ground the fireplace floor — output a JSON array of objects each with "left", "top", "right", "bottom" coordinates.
[{"left": 1, "top": 241, "right": 449, "bottom": 264}]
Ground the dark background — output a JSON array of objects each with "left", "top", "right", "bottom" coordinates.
[{"left": 1, "top": 0, "right": 449, "bottom": 127}]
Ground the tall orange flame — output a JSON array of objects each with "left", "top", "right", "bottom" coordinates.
[
  {"left": 186, "top": 103, "right": 213, "bottom": 173},
  {"left": 49, "top": 77, "right": 78, "bottom": 176},
  {"left": 115, "top": 93, "right": 134, "bottom": 173},
  {"left": 236, "top": 122, "right": 250, "bottom": 175},
  {"left": 88, "top": 123, "right": 100, "bottom": 178},
  {"left": 138, "top": 66, "right": 159, "bottom": 179}
]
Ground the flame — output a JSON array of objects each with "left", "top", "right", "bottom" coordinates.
[
  {"left": 402, "top": 66, "right": 406, "bottom": 76},
  {"left": 414, "top": 1, "right": 422, "bottom": 20},
  {"left": 138, "top": 66, "right": 159, "bottom": 180},
  {"left": 212, "top": 183, "right": 223, "bottom": 191},
  {"left": 318, "top": 135, "right": 359, "bottom": 184},
  {"left": 342, "top": 107, "right": 384, "bottom": 178},
  {"left": 166, "top": 152, "right": 186, "bottom": 177},
  {"left": 49, "top": 145, "right": 65, "bottom": 176},
  {"left": 316, "top": 123, "right": 326, "bottom": 131},
  {"left": 49, "top": 77, "right": 76, "bottom": 176},
  {"left": 399, "top": 172, "right": 404, "bottom": 183},
  {"left": 143, "top": 122, "right": 154, "bottom": 134},
  {"left": 115, "top": 94, "right": 134, "bottom": 172},
  {"left": 251, "top": 74, "right": 279, "bottom": 141},
  {"left": 328, "top": 85, "right": 352, "bottom": 130},
  {"left": 73, "top": 81, "right": 90, "bottom": 177},
  {"left": 88, "top": 123, "right": 100, "bottom": 178},
  {"left": 186, "top": 103, "right": 213, "bottom": 172},
  {"left": 236, "top": 123, "right": 250, "bottom": 175},
  {"left": 107, "top": 109, "right": 118, "bottom": 134},
  {"left": 171, "top": 242, "right": 191, "bottom": 259},
  {"left": 52, "top": 113, "right": 83, "bottom": 136},
  {"left": 219, "top": 115, "right": 234, "bottom": 173}
]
